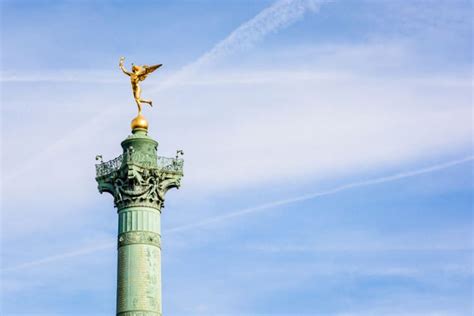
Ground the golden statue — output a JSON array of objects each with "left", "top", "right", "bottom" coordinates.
[{"left": 119, "top": 57, "right": 162, "bottom": 130}]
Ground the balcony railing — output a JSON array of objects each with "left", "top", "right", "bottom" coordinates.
[
  {"left": 95, "top": 155, "right": 123, "bottom": 177},
  {"left": 95, "top": 153, "right": 184, "bottom": 177},
  {"left": 157, "top": 156, "right": 184, "bottom": 174}
]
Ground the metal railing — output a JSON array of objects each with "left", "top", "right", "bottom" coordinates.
[
  {"left": 95, "top": 154, "right": 183, "bottom": 177},
  {"left": 95, "top": 155, "right": 123, "bottom": 177},
  {"left": 157, "top": 156, "right": 184, "bottom": 174}
]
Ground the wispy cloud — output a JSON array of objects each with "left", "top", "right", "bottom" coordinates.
[
  {"left": 2, "top": 53, "right": 471, "bottom": 237},
  {"left": 3, "top": 155, "right": 471, "bottom": 272}
]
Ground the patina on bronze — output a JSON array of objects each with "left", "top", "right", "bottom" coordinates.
[{"left": 95, "top": 59, "right": 183, "bottom": 316}]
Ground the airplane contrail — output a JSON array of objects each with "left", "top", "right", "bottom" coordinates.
[
  {"left": 3, "top": 155, "right": 472, "bottom": 272},
  {"left": 165, "top": 155, "right": 474, "bottom": 233},
  {"left": 2, "top": 242, "right": 115, "bottom": 272},
  {"left": 156, "top": 0, "right": 326, "bottom": 91},
  {"left": 193, "top": 0, "right": 324, "bottom": 67}
]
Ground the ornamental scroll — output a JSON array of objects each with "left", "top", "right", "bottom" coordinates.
[{"left": 97, "top": 163, "right": 181, "bottom": 210}]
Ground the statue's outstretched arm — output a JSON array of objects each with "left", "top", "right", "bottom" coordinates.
[{"left": 119, "top": 57, "right": 131, "bottom": 76}]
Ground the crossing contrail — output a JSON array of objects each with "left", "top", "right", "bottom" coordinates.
[
  {"left": 3, "top": 155, "right": 472, "bottom": 272},
  {"left": 2, "top": 0, "right": 330, "bottom": 272},
  {"left": 4, "top": 0, "right": 327, "bottom": 181}
]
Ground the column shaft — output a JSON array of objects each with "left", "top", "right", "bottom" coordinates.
[{"left": 116, "top": 207, "right": 162, "bottom": 316}]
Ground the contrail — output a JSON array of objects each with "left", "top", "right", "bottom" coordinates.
[
  {"left": 2, "top": 241, "right": 115, "bottom": 272},
  {"left": 165, "top": 155, "right": 474, "bottom": 233},
  {"left": 157, "top": 0, "right": 326, "bottom": 90},
  {"left": 3, "top": 155, "right": 472, "bottom": 272},
  {"left": 195, "top": 0, "right": 324, "bottom": 66}
]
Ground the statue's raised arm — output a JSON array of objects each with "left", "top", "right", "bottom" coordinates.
[{"left": 119, "top": 57, "right": 131, "bottom": 76}]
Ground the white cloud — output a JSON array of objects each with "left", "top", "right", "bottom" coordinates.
[{"left": 2, "top": 59, "right": 472, "bottom": 236}]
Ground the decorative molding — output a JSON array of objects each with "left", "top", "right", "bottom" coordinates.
[
  {"left": 97, "top": 161, "right": 182, "bottom": 210},
  {"left": 118, "top": 231, "right": 161, "bottom": 248},
  {"left": 96, "top": 132, "right": 183, "bottom": 211}
]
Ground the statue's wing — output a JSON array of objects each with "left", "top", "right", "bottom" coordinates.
[{"left": 138, "top": 64, "right": 162, "bottom": 81}]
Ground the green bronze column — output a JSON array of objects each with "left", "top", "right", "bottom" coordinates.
[
  {"left": 95, "top": 123, "right": 183, "bottom": 316},
  {"left": 95, "top": 57, "right": 182, "bottom": 315}
]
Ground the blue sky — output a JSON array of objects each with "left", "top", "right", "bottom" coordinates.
[{"left": 1, "top": 0, "right": 472, "bottom": 315}]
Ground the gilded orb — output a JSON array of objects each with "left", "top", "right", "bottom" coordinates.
[{"left": 131, "top": 113, "right": 149, "bottom": 131}]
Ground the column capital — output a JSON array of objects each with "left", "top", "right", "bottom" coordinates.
[{"left": 95, "top": 132, "right": 183, "bottom": 211}]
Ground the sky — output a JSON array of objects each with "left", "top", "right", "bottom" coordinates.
[{"left": 0, "top": 0, "right": 473, "bottom": 315}]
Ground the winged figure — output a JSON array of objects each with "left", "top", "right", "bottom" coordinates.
[{"left": 119, "top": 57, "right": 162, "bottom": 114}]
